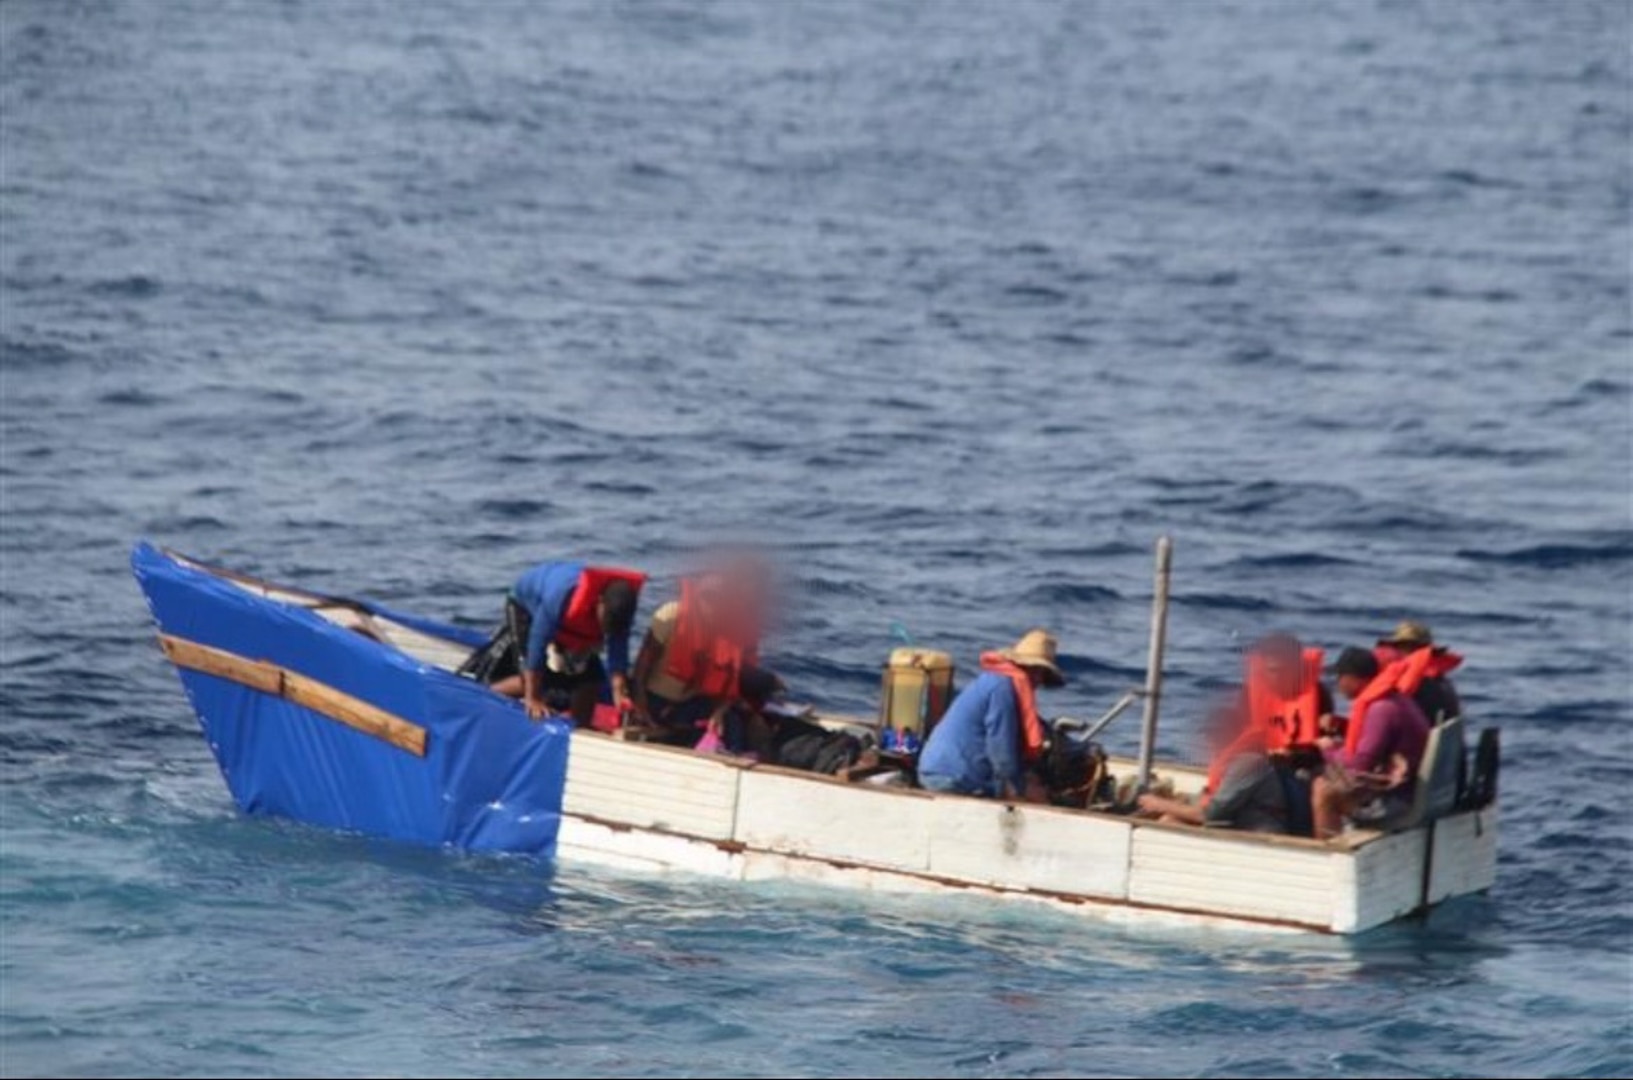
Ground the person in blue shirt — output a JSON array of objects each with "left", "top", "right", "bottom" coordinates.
[
  {"left": 916, "top": 629, "right": 1064, "bottom": 802},
  {"left": 478, "top": 560, "right": 644, "bottom": 724}
]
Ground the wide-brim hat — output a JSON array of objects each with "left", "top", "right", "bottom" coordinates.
[
  {"left": 1378, "top": 620, "right": 1434, "bottom": 649},
  {"left": 998, "top": 628, "right": 1066, "bottom": 688}
]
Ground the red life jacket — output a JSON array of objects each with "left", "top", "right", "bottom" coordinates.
[
  {"left": 664, "top": 578, "right": 759, "bottom": 700},
  {"left": 1345, "top": 648, "right": 1434, "bottom": 757},
  {"left": 978, "top": 653, "right": 1048, "bottom": 764},
  {"left": 1425, "top": 650, "right": 1463, "bottom": 679},
  {"left": 553, "top": 566, "right": 647, "bottom": 653},
  {"left": 1245, "top": 647, "right": 1325, "bottom": 752},
  {"left": 1375, "top": 643, "right": 1463, "bottom": 681}
]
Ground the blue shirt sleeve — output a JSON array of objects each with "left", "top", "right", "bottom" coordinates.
[
  {"left": 524, "top": 605, "right": 556, "bottom": 674},
  {"left": 513, "top": 561, "right": 582, "bottom": 674},
  {"left": 604, "top": 626, "right": 631, "bottom": 677},
  {"left": 982, "top": 680, "right": 1024, "bottom": 798}
]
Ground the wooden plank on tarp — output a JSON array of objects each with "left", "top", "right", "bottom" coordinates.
[{"left": 157, "top": 633, "right": 426, "bottom": 757}]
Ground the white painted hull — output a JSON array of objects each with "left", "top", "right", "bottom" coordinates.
[
  {"left": 556, "top": 730, "right": 1498, "bottom": 935},
  {"left": 172, "top": 551, "right": 1499, "bottom": 935}
]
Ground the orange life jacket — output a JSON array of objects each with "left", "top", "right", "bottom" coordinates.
[
  {"left": 1425, "top": 650, "right": 1463, "bottom": 679},
  {"left": 978, "top": 653, "right": 1048, "bottom": 764},
  {"left": 1344, "top": 648, "right": 1434, "bottom": 756},
  {"left": 1374, "top": 643, "right": 1463, "bottom": 680},
  {"left": 1245, "top": 647, "right": 1325, "bottom": 752},
  {"left": 665, "top": 578, "right": 759, "bottom": 700},
  {"left": 553, "top": 566, "right": 647, "bottom": 653}
]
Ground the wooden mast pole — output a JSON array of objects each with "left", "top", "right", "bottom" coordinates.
[{"left": 1136, "top": 535, "right": 1173, "bottom": 790}]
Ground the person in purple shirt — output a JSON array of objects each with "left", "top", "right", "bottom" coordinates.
[{"left": 1312, "top": 647, "right": 1431, "bottom": 839}]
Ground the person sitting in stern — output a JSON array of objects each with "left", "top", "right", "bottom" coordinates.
[
  {"left": 1311, "top": 647, "right": 1430, "bottom": 840},
  {"left": 480, "top": 560, "right": 644, "bottom": 724},
  {"left": 1375, "top": 620, "right": 1464, "bottom": 725},
  {"left": 915, "top": 629, "right": 1063, "bottom": 803},
  {"left": 1135, "top": 697, "right": 1291, "bottom": 834}
]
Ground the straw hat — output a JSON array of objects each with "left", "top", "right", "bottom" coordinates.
[
  {"left": 998, "top": 628, "right": 1066, "bottom": 687},
  {"left": 1378, "top": 620, "right": 1434, "bottom": 649}
]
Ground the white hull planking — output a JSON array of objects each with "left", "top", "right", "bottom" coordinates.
[{"left": 555, "top": 730, "right": 1497, "bottom": 935}]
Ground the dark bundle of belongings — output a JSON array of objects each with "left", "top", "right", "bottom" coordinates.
[
  {"left": 735, "top": 670, "right": 870, "bottom": 775},
  {"left": 763, "top": 711, "right": 869, "bottom": 776},
  {"left": 1038, "top": 722, "right": 1112, "bottom": 808}
]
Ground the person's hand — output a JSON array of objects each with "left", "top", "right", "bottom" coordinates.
[
  {"left": 1136, "top": 792, "right": 1164, "bottom": 816},
  {"left": 524, "top": 697, "right": 547, "bottom": 721}
]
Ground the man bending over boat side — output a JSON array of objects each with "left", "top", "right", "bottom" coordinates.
[
  {"left": 915, "top": 630, "right": 1062, "bottom": 803},
  {"left": 459, "top": 560, "right": 645, "bottom": 724},
  {"left": 1135, "top": 699, "right": 1291, "bottom": 834},
  {"left": 1311, "top": 647, "right": 1431, "bottom": 840},
  {"left": 630, "top": 570, "right": 777, "bottom": 748}
]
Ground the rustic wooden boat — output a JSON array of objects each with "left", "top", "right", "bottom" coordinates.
[{"left": 131, "top": 542, "right": 1498, "bottom": 935}]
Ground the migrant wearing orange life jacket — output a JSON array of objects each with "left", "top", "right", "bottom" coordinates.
[
  {"left": 664, "top": 577, "right": 761, "bottom": 701},
  {"left": 1244, "top": 647, "right": 1326, "bottom": 752},
  {"left": 1344, "top": 647, "right": 1434, "bottom": 757},
  {"left": 552, "top": 567, "right": 649, "bottom": 653},
  {"left": 977, "top": 653, "right": 1048, "bottom": 764},
  {"left": 1376, "top": 643, "right": 1465, "bottom": 722}
]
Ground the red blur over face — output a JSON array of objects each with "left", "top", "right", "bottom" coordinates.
[{"left": 1263, "top": 652, "right": 1303, "bottom": 698}]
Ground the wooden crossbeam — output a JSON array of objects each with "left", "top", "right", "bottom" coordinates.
[{"left": 158, "top": 634, "right": 427, "bottom": 757}]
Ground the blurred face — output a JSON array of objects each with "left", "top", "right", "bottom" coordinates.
[
  {"left": 1264, "top": 652, "right": 1302, "bottom": 698},
  {"left": 1337, "top": 672, "right": 1367, "bottom": 700},
  {"left": 694, "top": 586, "right": 724, "bottom": 630}
]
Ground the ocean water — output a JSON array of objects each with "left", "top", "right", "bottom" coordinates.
[{"left": 2, "top": 0, "right": 1629, "bottom": 1076}]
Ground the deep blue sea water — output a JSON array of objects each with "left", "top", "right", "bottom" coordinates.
[{"left": 2, "top": 1, "right": 1630, "bottom": 1076}]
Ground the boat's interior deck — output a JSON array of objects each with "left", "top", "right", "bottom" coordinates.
[{"left": 176, "top": 552, "right": 477, "bottom": 672}]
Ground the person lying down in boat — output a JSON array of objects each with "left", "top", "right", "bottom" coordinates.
[
  {"left": 733, "top": 678, "right": 877, "bottom": 779},
  {"left": 1135, "top": 698, "right": 1293, "bottom": 834},
  {"left": 915, "top": 629, "right": 1064, "bottom": 804}
]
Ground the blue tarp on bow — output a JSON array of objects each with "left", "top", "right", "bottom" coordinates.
[{"left": 131, "top": 542, "right": 568, "bottom": 856}]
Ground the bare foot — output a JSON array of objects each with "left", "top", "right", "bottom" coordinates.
[{"left": 837, "top": 748, "right": 881, "bottom": 781}]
